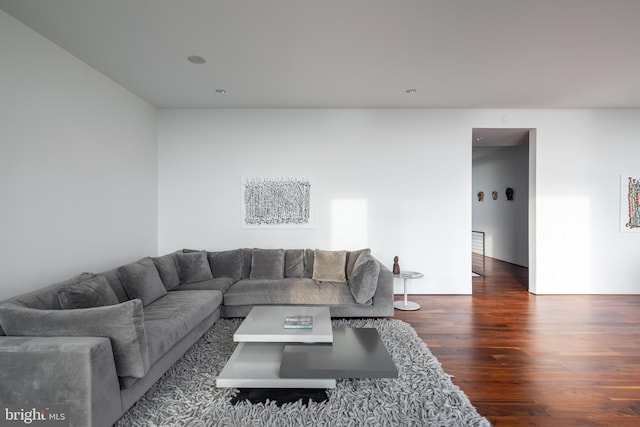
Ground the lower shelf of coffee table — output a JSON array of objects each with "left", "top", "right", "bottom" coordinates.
[
  {"left": 217, "top": 327, "right": 398, "bottom": 389},
  {"left": 216, "top": 342, "right": 336, "bottom": 389}
]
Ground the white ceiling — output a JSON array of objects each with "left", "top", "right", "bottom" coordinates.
[{"left": 2, "top": 0, "right": 640, "bottom": 109}]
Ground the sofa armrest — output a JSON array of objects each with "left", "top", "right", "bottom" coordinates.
[
  {"left": 371, "top": 258, "right": 394, "bottom": 316},
  {"left": 0, "top": 336, "right": 122, "bottom": 427}
]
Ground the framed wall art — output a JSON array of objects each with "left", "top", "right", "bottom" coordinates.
[
  {"left": 620, "top": 175, "right": 640, "bottom": 232},
  {"left": 241, "top": 176, "right": 314, "bottom": 229}
]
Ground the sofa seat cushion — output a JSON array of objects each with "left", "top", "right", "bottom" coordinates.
[
  {"left": 224, "top": 279, "right": 360, "bottom": 306},
  {"left": 142, "top": 290, "right": 223, "bottom": 367},
  {"left": 172, "top": 277, "right": 236, "bottom": 293}
]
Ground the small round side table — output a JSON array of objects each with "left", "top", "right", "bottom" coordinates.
[{"left": 393, "top": 271, "right": 423, "bottom": 311}]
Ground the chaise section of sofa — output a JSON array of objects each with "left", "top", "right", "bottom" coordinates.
[{"left": 0, "top": 256, "right": 223, "bottom": 427}]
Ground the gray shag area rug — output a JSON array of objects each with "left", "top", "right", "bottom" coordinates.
[{"left": 116, "top": 318, "right": 490, "bottom": 427}]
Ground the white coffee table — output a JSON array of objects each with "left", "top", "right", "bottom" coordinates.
[
  {"left": 216, "top": 306, "right": 336, "bottom": 388},
  {"left": 216, "top": 306, "right": 397, "bottom": 389},
  {"left": 233, "top": 305, "right": 333, "bottom": 343}
]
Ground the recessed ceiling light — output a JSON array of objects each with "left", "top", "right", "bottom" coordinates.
[
  {"left": 215, "top": 89, "right": 227, "bottom": 94},
  {"left": 187, "top": 55, "right": 206, "bottom": 64},
  {"left": 406, "top": 88, "right": 417, "bottom": 94}
]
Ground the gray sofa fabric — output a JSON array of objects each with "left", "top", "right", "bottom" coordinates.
[
  {"left": 117, "top": 290, "right": 222, "bottom": 389},
  {"left": 346, "top": 248, "right": 371, "bottom": 279},
  {"left": 349, "top": 254, "right": 381, "bottom": 304},
  {"left": 224, "top": 278, "right": 358, "bottom": 306},
  {"left": 176, "top": 251, "right": 213, "bottom": 284},
  {"left": 0, "top": 253, "right": 224, "bottom": 427},
  {"left": 56, "top": 275, "right": 119, "bottom": 309},
  {"left": 0, "top": 246, "right": 392, "bottom": 427},
  {"left": 249, "top": 248, "right": 285, "bottom": 279},
  {"left": 0, "top": 336, "right": 122, "bottom": 427},
  {"left": 241, "top": 248, "right": 253, "bottom": 279},
  {"left": 179, "top": 247, "right": 392, "bottom": 318},
  {"left": 172, "top": 277, "right": 235, "bottom": 293},
  {"left": 142, "top": 290, "right": 222, "bottom": 367},
  {"left": 284, "top": 249, "right": 305, "bottom": 278},
  {"left": 117, "top": 258, "right": 167, "bottom": 306},
  {"left": 207, "top": 249, "right": 243, "bottom": 280},
  {"left": 0, "top": 299, "right": 150, "bottom": 378},
  {"left": 119, "top": 305, "right": 220, "bottom": 413},
  {"left": 6, "top": 272, "right": 99, "bottom": 310},
  {"left": 98, "top": 268, "right": 132, "bottom": 303},
  {"left": 151, "top": 252, "right": 181, "bottom": 290},
  {"left": 221, "top": 255, "right": 393, "bottom": 318},
  {"left": 303, "top": 248, "right": 315, "bottom": 278}
]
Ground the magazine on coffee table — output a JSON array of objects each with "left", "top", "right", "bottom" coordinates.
[{"left": 283, "top": 315, "right": 314, "bottom": 329}]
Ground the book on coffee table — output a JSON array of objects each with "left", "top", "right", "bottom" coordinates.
[{"left": 284, "top": 315, "right": 313, "bottom": 329}]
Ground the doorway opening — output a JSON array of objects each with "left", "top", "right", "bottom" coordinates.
[{"left": 471, "top": 128, "right": 536, "bottom": 292}]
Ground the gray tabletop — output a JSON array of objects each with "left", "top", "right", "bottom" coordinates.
[{"left": 279, "top": 327, "right": 398, "bottom": 379}]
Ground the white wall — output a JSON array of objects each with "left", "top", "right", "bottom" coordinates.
[
  {"left": 159, "top": 109, "right": 640, "bottom": 295},
  {"left": 158, "top": 109, "right": 472, "bottom": 294},
  {"left": 0, "top": 11, "right": 158, "bottom": 300},
  {"left": 472, "top": 145, "right": 529, "bottom": 266}
]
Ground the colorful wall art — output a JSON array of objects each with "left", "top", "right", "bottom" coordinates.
[{"left": 620, "top": 175, "right": 640, "bottom": 232}]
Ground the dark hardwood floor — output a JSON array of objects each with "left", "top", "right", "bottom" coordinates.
[{"left": 393, "top": 257, "right": 640, "bottom": 426}]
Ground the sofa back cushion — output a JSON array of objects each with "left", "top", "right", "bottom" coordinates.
[
  {"left": 97, "top": 268, "right": 131, "bottom": 303},
  {"left": 151, "top": 252, "right": 181, "bottom": 290},
  {"left": 284, "top": 249, "right": 305, "bottom": 278},
  {"left": 0, "top": 299, "right": 150, "bottom": 378},
  {"left": 57, "top": 275, "right": 119, "bottom": 309},
  {"left": 207, "top": 249, "right": 243, "bottom": 280},
  {"left": 348, "top": 254, "right": 380, "bottom": 304},
  {"left": 6, "top": 272, "right": 102, "bottom": 310},
  {"left": 176, "top": 251, "right": 214, "bottom": 284},
  {"left": 249, "top": 249, "right": 285, "bottom": 279},
  {"left": 241, "top": 248, "right": 253, "bottom": 279},
  {"left": 118, "top": 258, "right": 167, "bottom": 306},
  {"left": 346, "top": 248, "right": 371, "bottom": 280},
  {"left": 303, "top": 249, "right": 315, "bottom": 278},
  {"left": 312, "top": 249, "right": 347, "bottom": 282}
]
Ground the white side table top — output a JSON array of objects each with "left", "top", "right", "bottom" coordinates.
[{"left": 394, "top": 271, "right": 424, "bottom": 279}]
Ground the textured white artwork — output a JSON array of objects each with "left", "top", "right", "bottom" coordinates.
[{"left": 241, "top": 177, "right": 314, "bottom": 229}]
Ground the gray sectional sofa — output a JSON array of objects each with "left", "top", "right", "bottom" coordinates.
[{"left": 0, "top": 248, "right": 392, "bottom": 427}]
